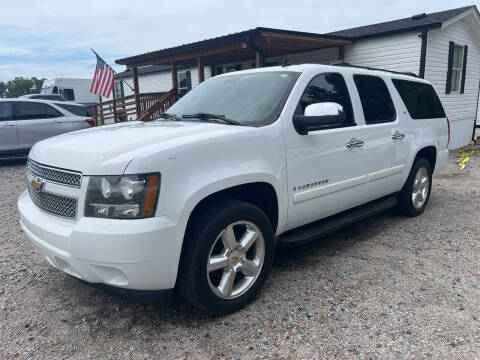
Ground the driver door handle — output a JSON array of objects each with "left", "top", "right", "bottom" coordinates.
[
  {"left": 392, "top": 132, "right": 405, "bottom": 140},
  {"left": 1, "top": 123, "right": 14, "bottom": 127},
  {"left": 346, "top": 139, "right": 365, "bottom": 148}
]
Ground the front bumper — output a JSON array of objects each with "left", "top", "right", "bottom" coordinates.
[{"left": 18, "top": 190, "right": 189, "bottom": 290}]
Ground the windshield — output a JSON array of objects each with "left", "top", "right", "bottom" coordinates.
[{"left": 166, "top": 71, "right": 300, "bottom": 126}]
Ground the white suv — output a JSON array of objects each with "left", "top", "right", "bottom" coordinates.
[{"left": 18, "top": 64, "right": 449, "bottom": 314}]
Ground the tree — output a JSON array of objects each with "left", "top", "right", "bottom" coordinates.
[
  {"left": 0, "top": 77, "right": 46, "bottom": 98},
  {"left": 0, "top": 82, "right": 6, "bottom": 98}
]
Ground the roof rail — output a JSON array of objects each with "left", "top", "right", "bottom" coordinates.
[{"left": 329, "top": 62, "right": 419, "bottom": 78}]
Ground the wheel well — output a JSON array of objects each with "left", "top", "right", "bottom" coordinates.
[
  {"left": 187, "top": 182, "right": 279, "bottom": 233},
  {"left": 415, "top": 146, "right": 437, "bottom": 172}
]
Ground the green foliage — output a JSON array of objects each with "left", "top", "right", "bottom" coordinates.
[{"left": 0, "top": 77, "right": 46, "bottom": 98}]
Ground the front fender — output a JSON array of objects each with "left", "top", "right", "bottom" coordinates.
[{"left": 124, "top": 123, "right": 289, "bottom": 232}]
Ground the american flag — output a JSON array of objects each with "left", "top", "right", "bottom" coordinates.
[{"left": 90, "top": 54, "right": 114, "bottom": 98}]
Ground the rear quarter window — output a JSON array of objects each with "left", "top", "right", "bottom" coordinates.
[
  {"left": 55, "top": 103, "right": 88, "bottom": 117},
  {"left": 392, "top": 79, "right": 446, "bottom": 119}
]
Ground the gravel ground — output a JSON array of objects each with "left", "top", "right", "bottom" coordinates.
[{"left": 0, "top": 150, "right": 479, "bottom": 359}]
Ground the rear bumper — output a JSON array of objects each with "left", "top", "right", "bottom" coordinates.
[{"left": 18, "top": 190, "right": 189, "bottom": 290}]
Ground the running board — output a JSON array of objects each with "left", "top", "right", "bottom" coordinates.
[{"left": 278, "top": 195, "right": 398, "bottom": 246}]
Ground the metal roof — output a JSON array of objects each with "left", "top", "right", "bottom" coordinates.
[
  {"left": 327, "top": 5, "right": 477, "bottom": 39},
  {"left": 115, "top": 27, "right": 351, "bottom": 66}
]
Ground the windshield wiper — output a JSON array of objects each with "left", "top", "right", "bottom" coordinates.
[
  {"left": 158, "top": 112, "right": 182, "bottom": 121},
  {"left": 182, "top": 112, "right": 240, "bottom": 125}
]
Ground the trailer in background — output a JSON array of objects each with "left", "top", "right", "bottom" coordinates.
[{"left": 41, "top": 78, "right": 104, "bottom": 106}]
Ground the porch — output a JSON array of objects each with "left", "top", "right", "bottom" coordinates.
[{"left": 90, "top": 27, "right": 352, "bottom": 125}]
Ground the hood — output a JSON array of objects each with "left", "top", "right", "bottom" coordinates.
[{"left": 29, "top": 121, "right": 251, "bottom": 175}]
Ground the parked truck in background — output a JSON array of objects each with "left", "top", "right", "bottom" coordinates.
[{"left": 40, "top": 78, "right": 101, "bottom": 106}]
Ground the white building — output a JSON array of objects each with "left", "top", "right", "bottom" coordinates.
[{"left": 115, "top": 5, "right": 480, "bottom": 149}]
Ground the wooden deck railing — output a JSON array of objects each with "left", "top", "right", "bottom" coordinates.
[
  {"left": 86, "top": 91, "right": 174, "bottom": 125},
  {"left": 137, "top": 89, "right": 177, "bottom": 122}
]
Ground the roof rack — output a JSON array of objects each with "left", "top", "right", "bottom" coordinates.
[{"left": 329, "top": 62, "right": 419, "bottom": 78}]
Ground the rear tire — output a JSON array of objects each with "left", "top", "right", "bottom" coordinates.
[
  {"left": 397, "top": 157, "right": 432, "bottom": 217},
  {"left": 177, "top": 199, "right": 275, "bottom": 315}
]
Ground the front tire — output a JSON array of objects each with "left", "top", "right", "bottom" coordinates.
[
  {"left": 177, "top": 199, "right": 275, "bottom": 315},
  {"left": 397, "top": 157, "right": 432, "bottom": 217}
]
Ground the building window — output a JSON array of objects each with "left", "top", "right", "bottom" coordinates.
[
  {"left": 450, "top": 44, "right": 464, "bottom": 92},
  {"left": 178, "top": 71, "right": 192, "bottom": 95}
]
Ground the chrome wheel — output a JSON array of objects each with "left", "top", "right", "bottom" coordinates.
[
  {"left": 207, "top": 221, "right": 265, "bottom": 299},
  {"left": 412, "top": 166, "right": 429, "bottom": 209}
]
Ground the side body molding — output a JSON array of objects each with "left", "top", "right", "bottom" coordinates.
[{"left": 293, "top": 165, "right": 404, "bottom": 204}]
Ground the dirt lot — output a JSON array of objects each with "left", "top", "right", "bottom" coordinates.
[{"left": 0, "top": 150, "right": 479, "bottom": 359}]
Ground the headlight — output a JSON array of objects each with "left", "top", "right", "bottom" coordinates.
[{"left": 85, "top": 173, "right": 160, "bottom": 219}]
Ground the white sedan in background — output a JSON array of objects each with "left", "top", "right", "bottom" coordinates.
[{"left": 0, "top": 99, "right": 94, "bottom": 159}]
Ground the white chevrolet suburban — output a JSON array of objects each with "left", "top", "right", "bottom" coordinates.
[{"left": 18, "top": 64, "right": 449, "bottom": 314}]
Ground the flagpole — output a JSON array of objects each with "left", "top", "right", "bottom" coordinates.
[{"left": 90, "top": 48, "right": 135, "bottom": 93}]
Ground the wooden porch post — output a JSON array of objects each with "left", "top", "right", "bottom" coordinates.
[
  {"left": 339, "top": 46, "right": 345, "bottom": 62},
  {"left": 132, "top": 67, "right": 140, "bottom": 118},
  {"left": 255, "top": 52, "right": 261, "bottom": 68},
  {"left": 171, "top": 61, "right": 178, "bottom": 97},
  {"left": 197, "top": 57, "right": 205, "bottom": 83},
  {"left": 93, "top": 104, "right": 99, "bottom": 126},
  {"left": 111, "top": 81, "right": 118, "bottom": 123},
  {"left": 98, "top": 95, "right": 104, "bottom": 126}
]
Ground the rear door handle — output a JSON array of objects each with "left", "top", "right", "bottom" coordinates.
[
  {"left": 392, "top": 132, "right": 405, "bottom": 140},
  {"left": 53, "top": 120, "right": 63, "bottom": 124},
  {"left": 346, "top": 139, "right": 365, "bottom": 148}
]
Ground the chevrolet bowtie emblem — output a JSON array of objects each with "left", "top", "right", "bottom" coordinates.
[{"left": 30, "top": 177, "right": 45, "bottom": 192}]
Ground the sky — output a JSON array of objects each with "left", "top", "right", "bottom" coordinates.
[{"left": 0, "top": 0, "right": 477, "bottom": 82}]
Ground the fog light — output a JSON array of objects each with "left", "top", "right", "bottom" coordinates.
[
  {"left": 112, "top": 204, "right": 140, "bottom": 218},
  {"left": 91, "top": 204, "right": 110, "bottom": 217}
]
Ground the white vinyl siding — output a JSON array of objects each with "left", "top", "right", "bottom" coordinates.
[
  {"left": 122, "top": 66, "right": 212, "bottom": 96},
  {"left": 215, "top": 47, "right": 340, "bottom": 72},
  {"left": 425, "top": 19, "right": 480, "bottom": 148},
  {"left": 344, "top": 32, "right": 422, "bottom": 74},
  {"left": 267, "top": 47, "right": 340, "bottom": 65}
]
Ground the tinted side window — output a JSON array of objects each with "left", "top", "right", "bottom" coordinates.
[
  {"left": 46, "top": 105, "right": 63, "bottom": 118},
  {"left": 297, "top": 73, "right": 355, "bottom": 125},
  {"left": 55, "top": 103, "right": 88, "bottom": 116},
  {"left": 0, "top": 102, "right": 13, "bottom": 121},
  {"left": 353, "top": 75, "right": 396, "bottom": 124},
  {"left": 15, "top": 102, "right": 47, "bottom": 120},
  {"left": 392, "top": 79, "right": 446, "bottom": 119}
]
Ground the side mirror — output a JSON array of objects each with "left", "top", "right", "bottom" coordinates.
[{"left": 293, "top": 102, "right": 346, "bottom": 135}]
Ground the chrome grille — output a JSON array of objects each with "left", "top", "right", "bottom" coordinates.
[
  {"left": 27, "top": 159, "right": 82, "bottom": 187},
  {"left": 27, "top": 182, "right": 78, "bottom": 219}
]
